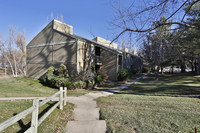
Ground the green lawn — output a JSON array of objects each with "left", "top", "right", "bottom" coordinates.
[
  {"left": 0, "top": 77, "right": 57, "bottom": 97},
  {"left": 118, "top": 73, "right": 200, "bottom": 97},
  {"left": 0, "top": 101, "right": 74, "bottom": 133},
  {"left": 0, "top": 77, "right": 92, "bottom": 97},
  {"left": 96, "top": 73, "right": 145, "bottom": 90},
  {"left": 0, "top": 77, "right": 94, "bottom": 132},
  {"left": 96, "top": 73, "right": 200, "bottom": 133}
]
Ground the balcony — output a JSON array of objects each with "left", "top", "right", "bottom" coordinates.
[{"left": 95, "top": 56, "right": 102, "bottom": 65}]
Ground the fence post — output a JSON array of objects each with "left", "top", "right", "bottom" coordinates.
[
  {"left": 194, "top": 127, "right": 197, "bottom": 133},
  {"left": 64, "top": 87, "right": 67, "bottom": 106},
  {"left": 31, "top": 98, "right": 39, "bottom": 133},
  {"left": 60, "top": 87, "right": 63, "bottom": 110}
]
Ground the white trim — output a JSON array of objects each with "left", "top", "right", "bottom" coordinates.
[
  {"left": 53, "top": 19, "right": 73, "bottom": 29},
  {"left": 122, "top": 54, "right": 124, "bottom": 69},
  {"left": 76, "top": 39, "right": 79, "bottom": 73},
  {"left": 117, "top": 54, "right": 119, "bottom": 73},
  {"left": 26, "top": 40, "right": 76, "bottom": 48}
]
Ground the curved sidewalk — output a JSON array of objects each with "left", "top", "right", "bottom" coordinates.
[{"left": 66, "top": 74, "right": 147, "bottom": 133}]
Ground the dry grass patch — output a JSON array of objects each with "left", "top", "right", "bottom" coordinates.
[
  {"left": 97, "top": 95, "right": 200, "bottom": 133},
  {"left": 0, "top": 100, "right": 74, "bottom": 133}
]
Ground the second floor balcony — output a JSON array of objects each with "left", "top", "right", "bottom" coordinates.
[{"left": 95, "top": 55, "right": 102, "bottom": 65}]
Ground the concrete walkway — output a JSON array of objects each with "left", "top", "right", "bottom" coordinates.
[
  {"left": 66, "top": 74, "right": 147, "bottom": 133},
  {"left": 0, "top": 74, "right": 147, "bottom": 133}
]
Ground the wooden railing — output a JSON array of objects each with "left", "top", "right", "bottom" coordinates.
[{"left": 0, "top": 87, "right": 67, "bottom": 133}]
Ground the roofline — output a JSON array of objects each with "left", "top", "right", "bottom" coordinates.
[
  {"left": 53, "top": 19, "right": 73, "bottom": 29},
  {"left": 53, "top": 29, "right": 123, "bottom": 55},
  {"left": 26, "top": 20, "right": 123, "bottom": 55},
  {"left": 27, "top": 20, "right": 54, "bottom": 47}
]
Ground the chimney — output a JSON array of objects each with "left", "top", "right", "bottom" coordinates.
[
  {"left": 92, "top": 36, "right": 118, "bottom": 49},
  {"left": 53, "top": 19, "right": 73, "bottom": 34},
  {"left": 123, "top": 48, "right": 129, "bottom": 53}
]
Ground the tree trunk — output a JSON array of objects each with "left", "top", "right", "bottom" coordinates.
[
  {"left": 197, "top": 56, "right": 200, "bottom": 75},
  {"left": 155, "top": 65, "right": 159, "bottom": 80},
  {"left": 171, "top": 66, "right": 174, "bottom": 74},
  {"left": 191, "top": 56, "right": 194, "bottom": 72},
  {"left": 13, "top": 54, "right": 18, "bottom": 77},
  {"left": 5, "top": 55, "right": 15, "bottom": 77},
  {"left": 191, "top": 63, "right": 194, "bottom": 72},
  {"left": 161, "top": 66, "right": 163, "bottom": 75},
  {"left": 181, "top": 64, "right": 185, "bottom": 73},
  {"left": 4, "top": 67, "right": 7, "bottom": 77},
  {"left": 195, "top": 59, "right": 197, "bottom": 72}
]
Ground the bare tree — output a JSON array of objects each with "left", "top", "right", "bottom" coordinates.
[
  {"left": 139, "top": 18, "right": 172, "bottom": 80},
  {"left": 110, "top": 0, "right": 200, "bottom": 77},
  {"left": 110, "top": 0, "right": 200, "bottom": 42},
  {"left": 0, "top": 26, "right": 27, "bottom": 77},
  {"left": 15, "top": 32, "right": 26, "bottom": 75}
]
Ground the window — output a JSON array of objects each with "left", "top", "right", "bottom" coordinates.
[
  {"left": 95, "top": 46, "right": 100, "bottom": 56},
  {"left": 118, "top": 55, "right": 122, "bottom": 66},
  {"left": 95, "top": 65, "right": 100, "bottom": 73}
]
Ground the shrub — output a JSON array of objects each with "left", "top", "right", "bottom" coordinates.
[
  {"left": 62, "top": 78, "right": 73, "bottom": 89},
  {"left": 98, "top": 67, "right": 108, "bottom": 81},
  {"left": 78, "top": 80, "right": 86, "bottom": 89},
  {"left": 57, "top": 64, "right": 69, "bottom": 78},
  {"left": 43, "top": 66, "right": 56, "bottom": 88},
  {"left": 43, "top": 64, "right": 91, "bottom": 89},
  {"left": 117, "top": 69, "right": 129, "bottom": 81},
  {"left": 89, "top": 80, "right": 95, "bottom": 87},
  {"left": 43, "top": 64, "right": 72, "bottom": 89},
  {"left": 126, "top": 69, "right": 139, "bottom": 78},
  {"left": 142, "top": 67, "right": 148, "bottom": 73},
  {"left": 72, "top": 69, "right": 95, "bottom": 89},
  {"left": 96, "top": 74, "right": 103, "bottom": 84},
  {"left": 73, "top": 80, "right": 86, "bottom": 89},
  {"left": 47, "top": 66, "right": 55, "bottom": 74},
  {"left": 73, "top": 69, "right": 95, "bottom": 82},
  {"left": 42, "top": 64, "right": 109, "bottom": 90},
  {"left": 93, "top": 67, "right": 108, "bottom": 88}
]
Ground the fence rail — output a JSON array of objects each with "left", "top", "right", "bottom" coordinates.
[{"left": 0, "top": 87, "right": 67, "bottom": 133}]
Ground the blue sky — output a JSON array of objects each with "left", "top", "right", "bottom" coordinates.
[
  {"left": 0, "top": 0, "right": 187, "bottom": 50},
  {"left": 0, "top": 0, "right": 116, "bottom": 43}
]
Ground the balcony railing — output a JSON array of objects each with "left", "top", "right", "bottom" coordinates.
[{"left": 95, "top": 56, "right": 102, "bottom": 65}]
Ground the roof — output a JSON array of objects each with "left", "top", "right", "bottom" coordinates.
[
  {"left": 27, "top": 19, "right": 131, "bottom": 55},
  {"left": 53, "top": 29, "right": 123, "bottom": 55}
]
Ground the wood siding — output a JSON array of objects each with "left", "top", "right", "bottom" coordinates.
[{"left": 101, "top": 49, "right": 118, "bottom": 81}]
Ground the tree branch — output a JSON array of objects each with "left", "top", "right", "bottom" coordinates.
[
  {"left": 111, "top": 21, "right": 198, "bottom": 43},
  {"left": 181, "top": 0, "right": 200, "bottom": 22},
  {"left": 166, "top": 0, "right": 189, "bottom": 21},
  {"left": 134, "top": 0, "right": 169, "bottom": 16}
]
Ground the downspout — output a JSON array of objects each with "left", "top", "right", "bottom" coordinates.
[
  {"left": 117, "top": 54, "right": 119, "bottom": 73},
  {"left": 122, "top": 54, "right": 124, "bottom": 69},
  {"left": 52, "top": 20, "right": 54, "bottom": 65},
  {"left": 76, "top": 39, "right": 79, "bottom": 74}
]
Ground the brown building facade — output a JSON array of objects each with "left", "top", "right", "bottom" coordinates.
[{"left": 26, "top": 20, "right": 142, "bottom": 80}]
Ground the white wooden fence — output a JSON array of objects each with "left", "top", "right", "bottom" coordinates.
[{"left": 0, "top": 87, "right": 67, "bottom": 133}]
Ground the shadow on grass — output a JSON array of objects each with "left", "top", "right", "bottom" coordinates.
[
  {"left": 116, "top": 85, "right": 200, "bottom": 96},
  {"left": 14, "top": 113, "right": 31, "bottom": 133},
  {"left": 115, "top": 73, "right": 200, "bottom": 98},
  {"left": 13, "top": 102, "right": 57, "bottom": 133}
]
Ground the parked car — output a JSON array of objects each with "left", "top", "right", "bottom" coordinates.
[
  {"left": 185, "top": 68, "right": 192, "bottom": 72},
  {"left": 163, "top": 67, "right": 170, "bottom": 72}
]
